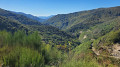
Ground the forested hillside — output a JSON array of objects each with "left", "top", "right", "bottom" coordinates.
[
  {"left": 45, "top": 6, "right": 120, "bottom": 33},
  {"left": 0, "top": 16, "right": 28, "bottom": 32},
  {"left": 0, "top": 8, "right": 78, "bottom": 45},
  {"left": 1, "top": 6, "right": 120, "bottom": 67}
]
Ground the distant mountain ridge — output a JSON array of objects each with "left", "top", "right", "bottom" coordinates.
[
  {"left": 13, "top": 11, "right": 46, "bottom": 22},
  {"left": 13, "top": 12, "right": 55, "bottom": 23},
  {"left": 39, "top": 15, "right": 55, "bottom": 19}
]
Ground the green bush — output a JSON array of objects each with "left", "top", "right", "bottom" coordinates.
[{"left": 3, "top": 47, "right": 44, "bottom": 67}]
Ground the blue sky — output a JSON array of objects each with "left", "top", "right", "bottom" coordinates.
[{"left": 0, "top": 0, "right": 120, "bottom": 16}]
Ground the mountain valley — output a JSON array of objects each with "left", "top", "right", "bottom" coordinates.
[{"left": 0, "top": 6, "right": 120, "bottom": 67}]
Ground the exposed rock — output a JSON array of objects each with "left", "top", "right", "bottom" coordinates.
[
  {"left": 92, "top": 47, "right": 100, "bottom": 55},
  {"left": 83, "top": 35, "right": 87, "bottom": 39},
  {"left": 111, "top": 44, "right": 120, "bottom": 58},
  {"left": 92, "top": 43, "right": 120, "bottom": 59}
]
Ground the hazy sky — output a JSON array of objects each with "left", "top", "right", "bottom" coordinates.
[{"left": 0, "top": 0, "right": 120, "bottom": 16}]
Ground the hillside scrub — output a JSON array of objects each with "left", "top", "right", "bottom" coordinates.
[{"left": 0, "top": 30, "right": 64, "bottom": 67}]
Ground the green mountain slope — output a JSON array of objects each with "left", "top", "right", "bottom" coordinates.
[
  {"left": 0, "top": 8, "right": 42, "bottom": 25},
  {"left": 67, "top": 6, "right": 120, "bottom": 33},
  {"left": 78, "top": 17, "right": 120, "bottom": 43},
  {"left": 45, "top": 6, "right": 120, "bottom": 33},
  {"left": 0, "top": 16, "right": 28, "bottom": 32}
]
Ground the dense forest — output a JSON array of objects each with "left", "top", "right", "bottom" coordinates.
[{"left": 1, "top": 6, "right": 120, "bottom": 67}]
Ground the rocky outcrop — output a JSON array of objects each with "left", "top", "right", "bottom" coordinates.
[
  {"left": 92, "top": 43, "right": 120, "bottom": 59},
  {"left": 111, "top": 44, "right": 120, "bottom": 58}
]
